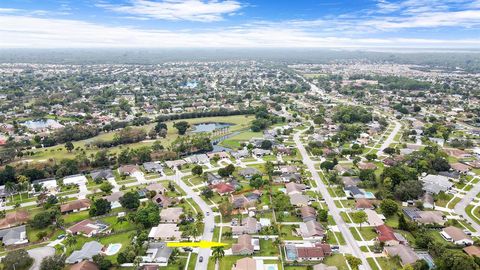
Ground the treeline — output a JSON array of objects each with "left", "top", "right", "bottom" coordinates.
[
  {"left": 93, "top": 127, "right": 147, "bottom": 148},
  {"left": 377, "top": 76, "right": 431, "bottom": 91},
  {"left": 156, "top": 109, "right": 254, "bottom": 122},
  {"left": 250, "top": 106, "right": 285, "bottom": 132}
]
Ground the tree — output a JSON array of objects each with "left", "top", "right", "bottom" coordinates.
[
  {"left": 318, "top": 209, "right": 328, "bottom": 222},
  {"left": 201, "top": 187, "right": 213, "bottom": 199},
  {"left": 155, "top": 122, "right": 168, "bottom": 133},
  {"left": 359, "top": 169, "right": 376, "bottom": 182},
  {"left": 40, "top": 255, "right": 65, "bottom": 270},
  {"left": 351, "top": 211, "right": 367, "bottom": 229},
  {"left": 93, "top": 255, "right": 112, "bottom": 270},
  {"left": 320, "top": 161, "right": 335, "bottom": 172},
  {"left": 365, "top": 153, "right": 377, "bottom": 161},
  {"left": 89, "top": 198, "right": 111, "bottom": 216},
  {"left": 249, "top": 174, "right": 264, "bottom": 189},
  {"left": 212, "top": 246, "right": 225, "bottom": 263},
  {"left": 174, "top": 121, "right": 190, "bottom": 135},
  {"left": 192, "top": 165, "right": 203, "bottom": 176},
  {"left": 383, "top": 147, "right": 396, "bottom": 155},
  {"left": 65, "top": 141, "right": 74, "bottom": 152},
  {"left": 435, "top": 250, "right": 480, "bottom": 270},
  {"left": 134, "top": 202, "right": 160, "bottom": 228},
  {"left": 99, "top": 181, "right": 114, "bottom": 194},
  {"left": 119, "top": 192, "right": 140, "bottom": 210},
  {"left": 261, "top": 140, "right": 273, "bottom": 150},
  {"left": 168, "top": 248, "right": 179, "bottom": 264},
  {"left": 16, "top": 175, "right": 30, "bottom": 201},
  {"left": 1, "top": 249, "right": 34, "bottom": 270},
  {"left": 394, "top": 180, "right": 423, "bottom": 201},
  {"left": 31, "top": 211, "right": 55, "bottom": 229},
  {"left": 345, "top": 254, "right": 362, "bottom": 270},
  {"left": 65, "top": 234, "right": 77, "bottom": 247},
  {"left": 380, "top": 199, "right": 399, "bottom": 217}
]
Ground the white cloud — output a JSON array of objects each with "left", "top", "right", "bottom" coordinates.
[
  {"left": 98, "top": 0, "right": 242, "bottom": 22},
  {"left": 0, "top": 15, "right": 479, "bottom": 48}
]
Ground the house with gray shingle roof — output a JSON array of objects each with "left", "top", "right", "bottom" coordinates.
[
  {"left": 0, "top": 225, "right": 27, "bottom": 246},
  {"left": 66, "top": 241, "right": 103, "bottom": 264}
]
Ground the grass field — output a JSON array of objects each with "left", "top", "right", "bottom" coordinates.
[{"left": 20, "top": 115, "right": 255, "bottom": 163}]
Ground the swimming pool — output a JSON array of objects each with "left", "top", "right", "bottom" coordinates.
[
  {"left": 264, "top": 265, "right": 278, "bottom": 270},
  {"left": 364, "top": 191, "right": 376, "bottom": 199},
  {"left": 104, "top": 243, "right": 122, "bottom": 256},
  {"left": 285, "top": 245, "right": 298, "bottom": 261}
]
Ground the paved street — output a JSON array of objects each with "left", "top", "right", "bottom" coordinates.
[
  {"left": 455, "top": 177, "right": 480, "bottom": 233},
  {"left": 175, "top": 170, "right": 215, "bottom": 270},
  {"left": 294, "top": 129, "right": 372, "bottom": 270},
  {"left": 378, "top": 120, "right": 401, "bottom": 154}
]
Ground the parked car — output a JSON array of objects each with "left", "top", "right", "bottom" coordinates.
[{"left": 199, "top": 256, "right": 204, "bottom": 263}]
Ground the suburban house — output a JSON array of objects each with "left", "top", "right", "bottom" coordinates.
[
  {"left": 231, "top": 149, "right": 249, "bottom": 159},
  {"left": 232, "top": 217, "right": 261, "bottom": 235},
  {"left": 118, "top": 165, "right": 141, "bottom": 175},
  {"left": 31, "top": 178, "right": 58, "bottom": 193},
  {"left": 300, "top": 206, "right": 317, "bottom": 222},
  {"left": 184, "top": 154, "right": 209, "bottom": 164},
  {"left": 376, "top": 225, "right": 403, "bottom": 246},
  {"left": 142, "top": 242, "right": 172, "bottom": 263},
  {"left": 232, "top": 257, "right": 257, "bottom": 270},
  {"left": 296, "top": 220, "right": 326, "bottom": 240},
  {"left": 143, "top": 162, "right": 164, "bottom": 174},
  {"left": 63, "top": 174, "right": 88, "bottom": 186},
  {"left": 420, "top": 193, "right": 435, "bottom": 209},
  {"left": 0, "top": 210, "right": 29, "bottom": 229},
  {"left": 289, "top": 193, "right": 311, "bottom": 207},
  {"left": 160, "top": 207, "right": 184, "bottom": 223},
  {"left": 146, "top": 183, "right": 167, "bottom": 195},
  {"left": 441, "top": 226, "right": 474, "bottom": 246},
  {"left": 165, "top": 159, "right": 187, "bottom": 169},
  {"left": 231, "top": 193, "right": 259, "bottom": 209},
  {"left": 61, "top": 199, "right": 91, "bottom": 214},
  {"left": 67, "top": 220, "right": 109, "bottom": 237},
  {"left": 149, "top": 224, "right": 182, "bottom": 240},
  {"left": 66, "top": 241, "right": 103, "bottom": 264},
  {"left": 90, "top": 169, "right": 115, "bottom": 182},
  {"left": 421, "top": 174, "right": 453, "bottom": 194},
  {"left": 355, "top": 199, "right": 374, "bottom": 210},
  {"left": 384, "top": 245, "right": 419, "bottom": 266},
  {"left": 70, "top": 261, "right": 99, "bottom": 270},
  {"left": 103, "top": 191, "right": 124, "bottom": 209},
  {"left": 286, "top": 244, "right": 332, "bottom": 262},
  {"left": 344, "top": 186, "right": 366, "bottom": 199},
  {"left": 357, "top": 162, "right": 377, "bottom": 170},
  {"left": 231, "top": 234, "right": 257, "bottom": 255},
  {"left": 211, "top": 182, "right": 236, "bottom": 195},
  {"left": 238, "top": 167, "right": 261, "bottom": 178},
  {"left": 0, "top": 225, "right": 28, "bottom": 246},
  {"left": 206, "top": 172, "right": 223, "bottom": 185},
  {"left": 403, "top": 208, "right": 446, "bottom": 225},
  {"left": 464, "top": 245, "right": 480, "bottom": 257},
  {"left": 365, "top": 209, "right": 385, "bottom": 226},
  {"left": 450, "top": 163, "right": 471, "bottom": 174},
  {"left": 286, "top": 182, "right": 308, "bottom": 195},
  {"left": 342, "top": 176, "right": 361, "bottom": 187},
  {"left": 152, "top": 194, "right": 175, "bottom": 208},
  {"left": 207, "top": 151, "right": 230, "bottom": 159}
]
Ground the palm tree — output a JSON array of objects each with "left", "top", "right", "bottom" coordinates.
[
  {"left": 65, "top": 235, "right": 77, "bottom": 247},
  {"left": 212, "top": 246, "right": 225, "bottom": 263},
  {"left": 168, "top": 248, "right": 179, "bottom": 264},
  {"left": 4, "top": 182, "right": 15, "bottom": 202}
]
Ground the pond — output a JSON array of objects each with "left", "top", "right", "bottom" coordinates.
[
  {"left": 192, "top": 122, "right": 233, "bottom": 133},
  {"left": 21, "top": 119, "right": 64, "bottom": 130}
]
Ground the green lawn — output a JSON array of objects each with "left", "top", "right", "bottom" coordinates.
[{"left": 349, "top": 227, "right": 377, "bottom": 241}]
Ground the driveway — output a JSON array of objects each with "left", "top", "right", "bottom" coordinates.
[{"left": 28, "top": 246, "right": 55, "bottom": 270}]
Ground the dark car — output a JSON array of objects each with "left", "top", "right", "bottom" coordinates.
[{"left": 199, "top": 256, "right": 204, "bottom": 262}]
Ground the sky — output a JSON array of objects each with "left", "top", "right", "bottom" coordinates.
[{"left": 0, "top": 0, "right": 480, "bottom": 48}]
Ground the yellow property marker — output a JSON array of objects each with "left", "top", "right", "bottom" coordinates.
[{"left": 166, "top": 241, "right": 227, "bottom": 248}]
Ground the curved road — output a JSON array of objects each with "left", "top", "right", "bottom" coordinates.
[{"left": 294, "top": 130, "right": 372, "bottom": 270}]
